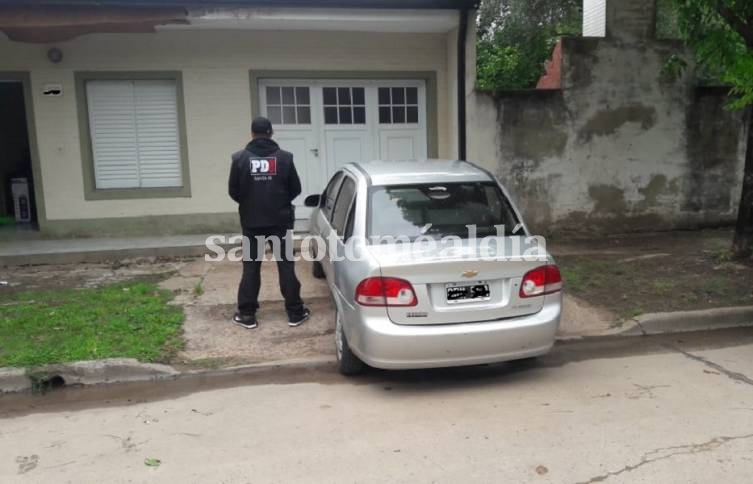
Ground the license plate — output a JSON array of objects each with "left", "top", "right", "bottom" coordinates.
[{"left": 446, "top": 282, "right": 490, "bottom": 304}]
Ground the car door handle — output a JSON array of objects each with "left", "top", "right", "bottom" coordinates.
[{"left": 310, "top": 148, "right": 319, "bottom": 157}]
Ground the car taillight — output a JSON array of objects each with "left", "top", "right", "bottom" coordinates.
[
  {"left": 519, "top": 265, "right": 562, "bottom": 298},
  {"left": 355, "top": 277, "right": 417, "bottom": 307}
]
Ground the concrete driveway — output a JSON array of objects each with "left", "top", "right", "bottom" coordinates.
[{"left": 162, "top": 258, "right": 337, "bottom": 367}]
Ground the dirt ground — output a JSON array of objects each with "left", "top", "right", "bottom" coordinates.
[
  {"left": 551, "top": 228, "right": 753, "bottom": 321},
  {"left": 0, "top": 258, "right": 184, "bottom": 294}
]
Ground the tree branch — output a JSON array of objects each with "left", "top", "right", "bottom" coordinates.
[{"left": 715, "top": 2, "right": 753, "bottom": 49}]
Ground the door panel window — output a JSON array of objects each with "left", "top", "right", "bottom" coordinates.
[
  {"left": 265, "top": 86, "right": 311, "bottom": 125},
  {"left": 331, "top": 177, "right": 356, "bottom": 234},
  {"left": 378, "top": 87, "right": 419, "bottom": 124},
  {"left": 323, "top": 87, "right": 366, "bottom": 125},
  {"left": 344, "top": 202, "right": 356, "bottom": 241},
  {"left": 322, "top": 171, "right": 344, "bottom": 220},
  {"left": 259, "top": 80, "right": 428, "bottom": 222}
]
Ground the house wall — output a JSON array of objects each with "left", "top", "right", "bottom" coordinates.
[
  {"left": 468, "top": 2, "right": 747, "bottom": 235},
  {"left": 0, "top": 28, "right": 452, "bottom": 235}
]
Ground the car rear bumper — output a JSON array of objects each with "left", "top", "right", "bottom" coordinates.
[{"left": 349, "top": 296, "right": 561, "bottom": 370}]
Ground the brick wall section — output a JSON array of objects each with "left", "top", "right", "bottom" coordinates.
[{"left": 536, "top": 39, "right": 563, "bottom": 90}]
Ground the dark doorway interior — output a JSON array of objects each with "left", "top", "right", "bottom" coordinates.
[{"left": 0, "top": 80, "right": 37, "bottom": 230}]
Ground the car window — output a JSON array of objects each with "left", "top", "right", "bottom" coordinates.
[
  {"left": 331, "top": 176, "right": 356, "bottom": 234},
  {"left": 368, "top": 182, "right": 519, "bottom": 239},
  {"left": 322, "top": 172, "right": 344, "bottom": 220},
  {"left": 343, "top": 201, "right": 356, "bottom": 241}
]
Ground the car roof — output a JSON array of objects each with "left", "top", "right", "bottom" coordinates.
[{"left": 350, "top": 160, "right": 494, "bottom": 186}]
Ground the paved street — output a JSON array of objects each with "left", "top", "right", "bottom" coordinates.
[{"left": 1, "top": 330, "right": 752, "bottom": 484}]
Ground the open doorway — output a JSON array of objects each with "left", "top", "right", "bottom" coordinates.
[{"left": 0, "top": 78, "right": 37, "bottom": 232}]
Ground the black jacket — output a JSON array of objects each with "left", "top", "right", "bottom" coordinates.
[{"left": 228, "top": 138, "right": 302, "bottom": 229}]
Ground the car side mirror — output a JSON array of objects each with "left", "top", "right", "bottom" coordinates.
[{"left": 304, "top": 194, "right": 321, "bottom": 208}]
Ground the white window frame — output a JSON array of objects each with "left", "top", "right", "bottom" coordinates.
[{"left": 76, "top": 71, "right": 191, "bottom": 200}]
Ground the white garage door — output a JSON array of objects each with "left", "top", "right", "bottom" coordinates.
[{"left": 259, "top": 79, "right": 428, "bottom": 221}]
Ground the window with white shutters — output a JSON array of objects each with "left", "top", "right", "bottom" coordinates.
[{"left": 86, "top": 79, "right": 183, "bottom": 189}]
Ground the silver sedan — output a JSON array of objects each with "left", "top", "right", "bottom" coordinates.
[{"left": 304, "top": 160, "right": 562, "bottom": 375}]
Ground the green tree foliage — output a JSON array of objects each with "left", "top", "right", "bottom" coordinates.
[
  {"left": 672, "top": 0, "right": 753, "bottom": 108},
  {"left": 670, "top": 0, "right": 753, "bottom": 257},
  {"left": 476, "top": 0, "right": 582, "bottom": 91}
]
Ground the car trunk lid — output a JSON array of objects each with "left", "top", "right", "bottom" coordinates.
[{"left": 367, "top": 237, "right": 550, "bottom": 325}]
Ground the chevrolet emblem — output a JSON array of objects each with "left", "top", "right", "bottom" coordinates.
[{"left": 462, "top": 270, "right": 479, "bottom": 278}]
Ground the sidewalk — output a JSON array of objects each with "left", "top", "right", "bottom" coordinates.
[
  {"left": 0, "top": 234, "right": 238, "bottom": 266},
  {"left": 0, "top": 231, "right": 323, "bottom": 266}
]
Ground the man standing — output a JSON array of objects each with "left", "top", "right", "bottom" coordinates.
[{"left": 228, "top": 117, "right": 310, "bottom": 329}]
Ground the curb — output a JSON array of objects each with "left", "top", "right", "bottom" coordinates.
[
  {"left": 621, "top": 306, "right": 753, "bottom": 336},
  {"left": 0, "top": 358, "right": 179, "bottom": 395},
  {"left": 177, "top": 356, "right": 336, "bottom": 381},
  {"left": 2, "top": 307, "right": 752, "bottom": 395},
  {"left": 0, "top": 368, "right": 31, "bottom": 394},
  {"left": 557, "top": 306, "right": 753, "bottom": 340},
  {"left": 0, "top": 357, "right": 335, "bottom": 396}
]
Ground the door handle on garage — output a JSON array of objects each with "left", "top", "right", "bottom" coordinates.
[{"left": 310, "top": 148, "right": 319, "bottom": 157}]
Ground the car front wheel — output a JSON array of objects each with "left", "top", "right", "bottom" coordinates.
[
  {"left": 335, "top": 306, "right": 365, "bottom": 376},
  {"left": 312, "top": 260, "right": 326, "bottom": 279}
]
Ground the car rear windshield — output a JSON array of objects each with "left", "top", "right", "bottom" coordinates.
[{"left": 368, "top": 182, "right": 520, "bottom": 239}]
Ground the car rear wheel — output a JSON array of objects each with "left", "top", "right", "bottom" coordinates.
[{"left": 335, "top": 307, "right": 365, "bottom": 376}]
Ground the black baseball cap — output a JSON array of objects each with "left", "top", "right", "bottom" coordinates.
[{"left": 251, "top": 116, "right": 273, "bottom": 135}]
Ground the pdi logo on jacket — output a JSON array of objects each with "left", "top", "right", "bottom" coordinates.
[{"left": 249, "top": 157, "right": 277, "bottom": 175}]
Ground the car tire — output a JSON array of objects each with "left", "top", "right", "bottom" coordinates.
[
  {"left": 335, "top": 306, "right": 365, "bottom": 376},
  {"left": 312, "top": 260, "right": 326, "bottom": 279},
  {"left": 508, "top": 356, "right": 538, "bottom": 370}
]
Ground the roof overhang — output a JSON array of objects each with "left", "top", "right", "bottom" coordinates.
[
  {"left": 0, "top": 0, "right": 479, "bottom": 9},
  {"left": 0, "top": 0, "right": 476, "bottom": 42},
  {"left": 158, "top": 8, "right": 459, "bottom": 34}
]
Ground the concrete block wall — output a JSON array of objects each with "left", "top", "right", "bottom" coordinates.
[{"left": 467, "top": 1, "right": 747, "bottom": 236}]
